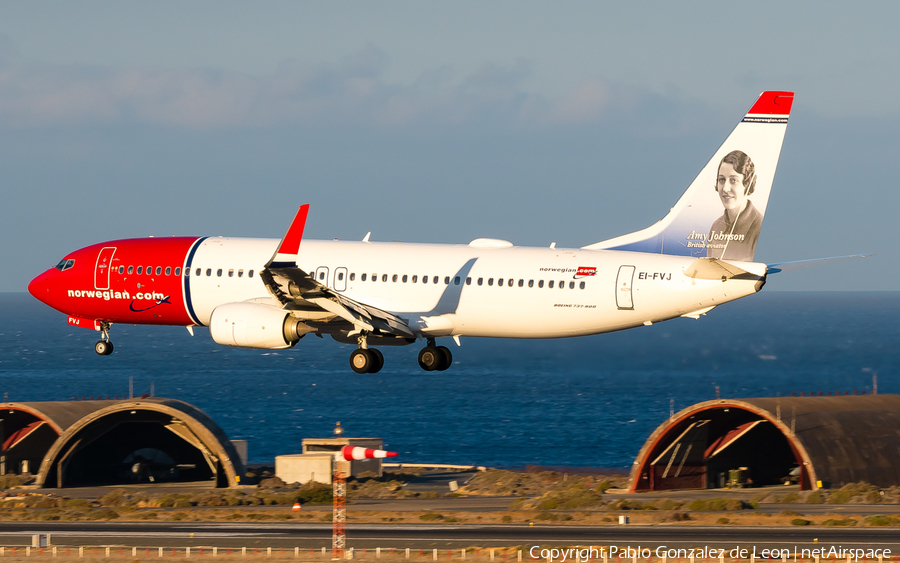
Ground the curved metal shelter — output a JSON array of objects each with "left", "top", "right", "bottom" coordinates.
[
  {"left": 0, "top": 398, "right": 243, "bottom": 488},
  {"left": 629, "top": 394, "right": 900, "bottom": 492}
]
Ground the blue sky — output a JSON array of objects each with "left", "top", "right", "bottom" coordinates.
[{"left": 2, "top": 1, "right": 897, "bottom": 291}]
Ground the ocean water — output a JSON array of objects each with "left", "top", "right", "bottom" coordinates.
[{"left": 1, "top": 292, "right": 897, "bottom": 468}]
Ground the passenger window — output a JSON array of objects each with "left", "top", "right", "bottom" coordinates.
[
  {"left": 196, "top": 268, "right": 202, "bottom": 276},
  {"left": 528, "top": 280, "right": 534, "bottom": 288},
  {"left": 569, "top": 281, "right": 575, "bottom": 289},
  {"left": 248, "top": 270, "right": 254, "bottom": 278},
  {"left": 559, "top": 281, "right": 565, "bottom": 289},
  {"left": 362, "top": 273, "right": 367, "bottom": 281},
  {"left": 498, "top": 278, "right": 504, "bottom": 287},
  {"left": 549, "top": 280, "right": 554, "bottom": 288},
  {"left": 228, "top": 269, "right": 234, "bottom": 277},
  {"left": 146, "top": 266, "right": 152, "bottom": 274},
  {"left": 422, "top": 275, "right": 428, "bottom": 284},
  {"left": 433, "top": 276, "right": 439, "bottom": 284},
  {"left": 402, "top": 275, "right": 407, "bottom": 283},
  {"left": 382, "top": 274, "right": 388, "bottom": 282},
  {"left": 185, "top": 268, "right": 190, "bottom": 276},
  {"left": 580, "top": 281, "right": 585, "bottom": 289},
  {"left": 338, "top": 272, "right": 344, "bottom": 281},
  {"left": 238, "top": 269, "right": 243, "bottom": 277},
  {"left": 393, "top": 274, "right": 398, "bottom": 282},
  {"left": 488, "top": 278, "right": 494, "bottom": 286},
  {"left": 538, "top": 280, "right": 544, "bottom": 288},
  {"left": 508, "top": 278, "right": 514, "bottom": 287},
  {"left": 412, "top": 275, "right": 417, "bottom": 283},
  {"left": 206, "top": 269, "right": 212, "bottom": 276},
  {"left": 319, "top": 271, "right": 325, "bottom": 280},
  {"left": 156, "top": 267, "right": 162, "bottom": 276},
  {"left": 454, "top": 276, "right": 460, "bottom": 285},
  {"left": 466, "top": 277, "right": 471, "bottom": 285},
  {"left": 478, "top": 278, "right": 483, "bottom": 286},
  {"left": 137, "top": 266, "right": 143, "bottom": 275},
  {"left": 175, "top": 267, "right": 181, "bottom": 276},
  {"left": 349, "top": 273, "right": 355, "bottom": 281},
  {"left": 166, "top": 267, "right": 172, "bottom": 276},
  {"left": 518, "top": 279, "right": 524, "bottom": 287},
  {"left": 444, "top": 277, "right": 450, "bottom": 285},
  {"left": 127, "top": 266, "right": 133, "bottom": 274},
  {"left": 118, "top": 266, "right": 124, "bottom": 274},
  {"left": 215, "top": 269, "right": 222, "bottom": 277}
]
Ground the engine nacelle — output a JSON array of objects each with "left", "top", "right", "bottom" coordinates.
[{"left": 209, "top": 303, "right": 311, "bottom": 349}]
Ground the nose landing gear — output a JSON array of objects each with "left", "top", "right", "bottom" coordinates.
[
  {"left": 94, "top": 322, "right": 114, "bottom": 356},
  {"left": 418, "top": 339, "right": 451, "bottom": 371}
]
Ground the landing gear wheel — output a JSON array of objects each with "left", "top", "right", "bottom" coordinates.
[
  {"left": 418, "top": 346, "right": 442, "bottom": 371},
  {"left": 94, "top": 340, "right": 113, "bottom": 356},
  {"left": 368, "top": 348, "right": 384, "bottom": 374},
  {"left": 435, "top": 346, "right": 452, "bottom": 371},
  {"left": 350, "top": 349, "right": 374, "bottom": 374}
]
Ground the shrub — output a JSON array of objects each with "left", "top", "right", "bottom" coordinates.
[
  {"left": 535, "top": 512, "right": 558, "bottom": 521},
  {"left": 85, "top": 508, "right": 119, "bottom": 520},
  {"left": 864, "top": 515, "right": 899, "bottom": 526},
  {"left": 137, "top": 512, "right": 159, "bottom": 520},
  {"left": 169, "top": 512, "right": 188, "bottom": 521},
  {"left": 806, "top": 493, "right": 824, "bottom": 504},
  {"left": 65, "top": 498, "right": 92, "bottom": 509},
  {"left": 672, "top": 512, "right": 691, "bottom": 522},
  {"left": 828, "top": 491, "right": 852, "bottom": 504},
  {"left": 791, "top": 518, "right": 811, "bottom": 526},
  {"left": 537, "top": 499, "right": 558, "bottom": 510},
  {"left": 660, "top": 499, "right": 684, "bottom": 511},
  {"left": 420, "top": 513, "right": 443, "bottom": 521},
  {"left": 780, "top": 493, "right": 800, "bottom": 503},
  {"left": 501, "top": 515, "right": 512, "bottom": 523},
  {"left": 716, "top": 517, "right": 730, "bottom": 525},
  {"left": 0, "top": 475, "right": 24, "bottom": 490},
  {"left": 99, "top": 489, "right": 129, "bottom": 507}
]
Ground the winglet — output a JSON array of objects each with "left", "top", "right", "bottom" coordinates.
[{"left": 267, "top": 205, "right": 309, "bottom": 268}]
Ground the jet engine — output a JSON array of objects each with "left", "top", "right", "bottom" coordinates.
[{"left": 209, "top": 303, "right": 311, "bottom": 349}]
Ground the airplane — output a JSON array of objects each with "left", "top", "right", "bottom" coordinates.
[{"left": 31, "top": 91, "right": 819, "bottom": 373}]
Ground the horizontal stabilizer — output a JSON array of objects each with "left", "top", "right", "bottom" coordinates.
[
  {"left": 767, "top": 254, "right": 872, "bottom": 274},
  {"left": 683, "top": 257, "right": 764, "bottom": 281}
]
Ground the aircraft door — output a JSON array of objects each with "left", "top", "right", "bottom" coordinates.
[
  {"left": 315, "top": 266, "right": 330, "bottom": 287},
  {"left": 94, "top": 247, "right": 117, "bottom": 290},
  {"left": 334, "top": 267, "right": 348, "bottom": 292},
  {"left": 616, "top": 265, "right": 635, "bottom": 310}
]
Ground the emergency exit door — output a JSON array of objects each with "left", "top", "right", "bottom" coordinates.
[{"left": 616, "top": 265, "right": 635, "bottom": 310}]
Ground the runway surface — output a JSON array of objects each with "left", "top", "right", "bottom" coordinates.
[{"left": 0, "top": 522, "right": 897, "bottom": 551}]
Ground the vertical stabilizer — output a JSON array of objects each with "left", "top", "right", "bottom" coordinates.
[{"left": 584, "top": 91, "right": 793, "bottom": 262}]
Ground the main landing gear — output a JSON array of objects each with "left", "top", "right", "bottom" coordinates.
[
  {"left": 418, "top": 338, "right": 451, "bottom": 372},
  {"left": 349, "top": 334, "right": 384, "bottom": 374},
  {"left": 348, "top": 334, "right": 453, "bottom": 373},
  {"left": 94, "top": 322, "right": 114, "bottom": 356}
]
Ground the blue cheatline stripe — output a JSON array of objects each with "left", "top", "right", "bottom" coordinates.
[{"left": 183, "top": 236, "right": 208, "bottom": 326}]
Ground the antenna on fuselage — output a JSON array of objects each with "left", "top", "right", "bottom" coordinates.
[{"left": 362, "top": 232, "right": 371, "bottom": 243}]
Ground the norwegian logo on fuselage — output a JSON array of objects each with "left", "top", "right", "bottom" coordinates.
[{"left": 574, "top": 267, "right": 597, "bottom": 279}]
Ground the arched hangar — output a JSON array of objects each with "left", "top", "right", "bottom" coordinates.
[
  {"left": 629, "top": 394, "right": 900, "bottom": 492},
  {"left": 1, "top": 398, "right": 244, "bottom": 488}
]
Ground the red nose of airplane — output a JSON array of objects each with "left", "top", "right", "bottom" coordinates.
[{"left": 28, "top": 270, "right": 54, "bottom": 304}]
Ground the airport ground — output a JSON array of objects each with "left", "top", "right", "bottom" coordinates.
[{"left": 1, "top": 470, "right": 899, "bottom": 553}]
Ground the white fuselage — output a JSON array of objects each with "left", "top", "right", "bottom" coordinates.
[{"left": 186, "top": 237, "right": 765, "bottom": 339}]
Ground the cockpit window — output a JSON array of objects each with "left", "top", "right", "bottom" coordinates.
[{"left": 54, "top": 259, "right": 75, "bottom": 271}]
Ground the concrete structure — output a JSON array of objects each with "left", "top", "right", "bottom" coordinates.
[
  {"left": 0, "top": 398, "right": 244, "bottom": 488},
  {"left": 276, "top": 437, "right": 385, "bottom": 485},
  {"left": 629, "top": 394, "right": 900, "bottom": 492}
]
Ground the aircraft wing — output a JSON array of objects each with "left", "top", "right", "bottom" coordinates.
[{"left": 260, "top": 205, "right": 415, "bottom": 338}]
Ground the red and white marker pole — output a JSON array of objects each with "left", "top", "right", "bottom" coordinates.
[{"left": 332, "top": 447, "right": 398, "bottom": 558}]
